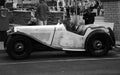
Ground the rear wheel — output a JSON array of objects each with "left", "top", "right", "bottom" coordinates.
[
  {"left": 6, "top": 36, "right": 32, "bottom": 59},
  {"left": 86, "top": 34, "right": 110, "bottom": 56}
]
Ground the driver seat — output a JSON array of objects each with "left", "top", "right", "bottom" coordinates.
[{"left": 76, "top": 25, "right": 90, "bottom": 35}]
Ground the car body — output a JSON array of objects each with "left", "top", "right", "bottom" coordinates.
[{"left": 5, "top": 22, "right": 115, "bottom": 59}]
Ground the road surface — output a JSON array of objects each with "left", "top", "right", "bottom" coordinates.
[{"left": 0, "top": 51, "right": 120, "bottom": 75}]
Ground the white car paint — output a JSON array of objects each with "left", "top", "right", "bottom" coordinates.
[
  {"left": 14, "top": 25, "right": 59, "bottom": 45},
  {"left": 13, "top": 22, "right": 114, "bottom": 51}
]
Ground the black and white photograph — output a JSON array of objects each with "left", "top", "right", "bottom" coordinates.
[{"left": 0, "top": 0, "right": 120, "bottom": 75}]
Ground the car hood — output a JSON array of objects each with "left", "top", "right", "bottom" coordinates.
[
  {"left": 14, "top": 24, "right": 64, "bottom": 32},
  {"left": 14, "top": 25, "right": 55, "bottom": 32}
]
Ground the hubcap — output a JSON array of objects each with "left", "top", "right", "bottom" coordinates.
[
  {"left": 14, "top": 43, "right": 24, "bottom": 53},
  {"left": 93, "top": 40, "right": 103, "bottom": 53}
]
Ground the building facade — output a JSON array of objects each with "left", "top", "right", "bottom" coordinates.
[
  {"left": 101, "top": 0, "right": 120, "bottom": 41},
  {"left": 6, "top": 0, "right": 39, "bottom": 4}
]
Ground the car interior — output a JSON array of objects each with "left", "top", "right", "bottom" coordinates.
[{"left": 62, "top": 18, "right": 90, "bottom": 35}]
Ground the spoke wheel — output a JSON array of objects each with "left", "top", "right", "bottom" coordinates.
[
  {"left": 86, "top": 34, "right": 110, "bottom": 56},
  {"left": 6, "top": 36, "right": 32, "bottom": 59},
  {"left": 14, "top": 42, "right": 25, "bottom": 55},
  {"left": 93, "top": 40, "right": 104, "bottom": 53}
]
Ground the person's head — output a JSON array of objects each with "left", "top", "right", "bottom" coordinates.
[{"left": 39, "top": 0, "right": 45, "bottom": 3}]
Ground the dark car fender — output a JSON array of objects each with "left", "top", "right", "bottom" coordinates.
[
  {"left": 5, "top": 31, "right": 58, "bottom": 51},
  {"left": 85, "top": 29, "right": 115, "bottom": 49},
  {"left": 107, "top": 27, "right": 115, "bottom": 46},
  {"left": 7, "top": 31, "right": 41, "bottom": 42}
]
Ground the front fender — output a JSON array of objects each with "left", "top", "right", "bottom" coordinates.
[
  {"left": 8, "top": 31, "right": 39, "bottom": 42},
  {"left": 6, "top": 31, "right": 49, "bottom": 47},
  {"left": 6, "top": 31, "right": 61, "bottom": 51}
]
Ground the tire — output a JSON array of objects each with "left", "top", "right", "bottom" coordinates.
[
  {"left": 86, "top": 34, "right": 110, "bottom": 56},
  {"left": 6, "top": 36, "right": 32, "bottom": 59}
]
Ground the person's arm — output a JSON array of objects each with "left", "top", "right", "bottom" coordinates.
[
  {"left": 35, "top": 5, "right": 41, "bottom": 18},
  {"left": 46, "top": 5, "right": 49, "bottom": 14},
  {"left": 35, "top": 6, "right": 38, "bottom": 18}
]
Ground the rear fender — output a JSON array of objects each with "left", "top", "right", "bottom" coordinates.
[
  {"left": 85, "top": 30, "right": 114, "bottom": 49},
  {"left": 107, "top": 27, "right": 115, "bottom": 46}
]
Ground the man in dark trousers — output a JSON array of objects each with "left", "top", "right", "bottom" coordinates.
[
  {"left": 35, "top": 0, "right": 49, "bottom": 25},
  {"left": 0, "top": 0, "right": 9, "bottom": 43}
]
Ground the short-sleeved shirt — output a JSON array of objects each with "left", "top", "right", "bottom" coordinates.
[{"left": 35, "top": 3, "right": 49, "bottom": 21}]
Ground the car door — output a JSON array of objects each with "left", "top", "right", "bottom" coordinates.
[
  {"left": 52, "top": 25, "right": 84, "bottom": 49},
  {"left": 30, "top": 26, "right": 56, "bottom": 45}
]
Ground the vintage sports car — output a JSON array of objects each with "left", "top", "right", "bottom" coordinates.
[{"left": 5, "top": 22, "right": 115, "bottom": 59}]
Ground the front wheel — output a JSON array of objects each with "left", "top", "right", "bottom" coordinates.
[
  {"left": 86, "top": 34, "right": 110, "bottom": 56},
  {"left": 6, "top": 36, "right": 32, "bottom": 59}
]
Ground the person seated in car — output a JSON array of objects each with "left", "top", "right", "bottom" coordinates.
[{"left": 62, "top": 17, "right": 76, "bottom": 32}]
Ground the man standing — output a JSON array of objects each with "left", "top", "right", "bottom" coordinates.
[
  {"left": 0, "top": 0, "right": 9, "bottom": 46},
  {"left": 35, "top": 0, "right": 49, "bottom": 25}
]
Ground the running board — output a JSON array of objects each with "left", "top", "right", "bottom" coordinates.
[{"left": 63, "top": 48, "right": 85, "bottom": 51}]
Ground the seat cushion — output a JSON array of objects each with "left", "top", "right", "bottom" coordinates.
[{"left": 76, "top": 25, "right": 90, "bottom": 35}]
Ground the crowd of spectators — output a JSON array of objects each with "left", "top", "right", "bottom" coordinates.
[
  {"left": 64, "top": 0, "right": 103, "bottom": 25},
  {"left": 65, "top": 0, "right": 103, "bottom": 17}
]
